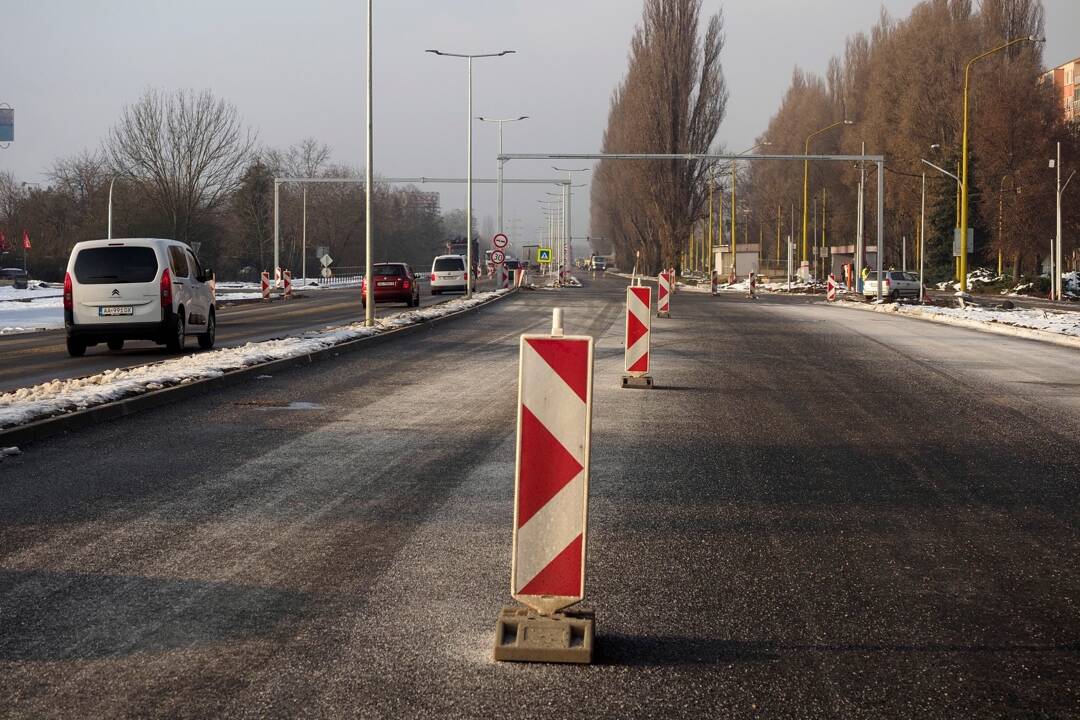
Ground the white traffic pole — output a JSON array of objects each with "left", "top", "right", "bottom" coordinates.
[
  {"left": 107, "top": 177, "right": 116, "bottom": 240},
  {"left": 273, "top": 178, "right": 280, "bottom": 291}
]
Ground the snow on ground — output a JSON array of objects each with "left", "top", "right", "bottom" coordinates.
[
  {"left": 0, "top": 290, "right": 510, "bottom": 430},
  {"left": 836, "top": 299, "right": 1080, "bottom": 338},
  {"left": 0, "top": 285, "right": 65, "bottom": 335}
]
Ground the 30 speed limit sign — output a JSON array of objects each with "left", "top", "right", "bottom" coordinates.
[
  {"left": 491, "top": 249, "right": 506, "bottom": 264},
  {"left": 492, "top": 233, "right": 509, "bottom": 249}
]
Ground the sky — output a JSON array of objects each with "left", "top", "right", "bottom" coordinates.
[{"left": 1, "top": 0, "right": 1077, "bottom": 254}]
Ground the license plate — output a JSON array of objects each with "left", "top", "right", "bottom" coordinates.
[
  {"left": 99, "top": 306, "right": 134, "bottom": 316},
  {"left": 377, "top": 281, "right": 396, "bottom": 287}
]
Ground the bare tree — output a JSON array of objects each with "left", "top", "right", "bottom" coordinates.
[{"left": 106, "top": 88, "right": 257, "bottom": 242}]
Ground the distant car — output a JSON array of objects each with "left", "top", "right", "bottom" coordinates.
[
  {"left": 0, "top": 267, "right": 28, "bottom": 289},
  {"left": 361, "top": 262, "right": 420, "bottom": 307},
  {"left": 430, "top": 254, "right": 468, "bottom": 295},
  {"left": 64, "top": 238, "right": 216, "bottom": 357},
  {"left": 863, "top": 270, "right": 919, "bottom": 301},
  {"left": 592, "top": 256, "right": 607, "bottom": 272}
]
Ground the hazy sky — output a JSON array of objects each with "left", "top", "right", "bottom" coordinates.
[{"left": 2, "top": 0, "right": 1076, "bottom": 248}]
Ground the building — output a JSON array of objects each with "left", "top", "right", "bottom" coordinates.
[{"left": 1043, "top": 56, "right": 1080, "bottom": 123}]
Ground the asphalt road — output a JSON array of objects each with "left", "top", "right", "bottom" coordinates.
[
  {"left": 0, "top": 279, "right": 475, "bottom": 393},
  {"left": 2, "top": 275, "right": 1079, "bottom": 718}
]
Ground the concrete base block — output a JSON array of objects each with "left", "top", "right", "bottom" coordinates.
[
  {"left": 622, "top": 374, "right": 654, "bottom": 389},
  {"left": 493, "top": 606, "right": 594, "bottom": 664},
  {"left": 657, "top": 311, "right": 670, "bottom": 318}
]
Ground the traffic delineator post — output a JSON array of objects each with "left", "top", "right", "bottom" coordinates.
[
  {"left": 657, "top": 272, "right": 672, "bottom": 318},
  {"left": 261, "top": 271, "right": 271, "bottom": 301},
  {"left": 827, "top": 274, "right": 838, "bottom": 302},
  {"left": 622, "top": 284, "right": 653, "bottom": 389},
  {"left": 494, "top": 308, "right": 595, "bottom": 664},
  {"left": 497, "top": 263, "right": 509, "bottom": 289},
  {"left": 283, "top": 270, "right": 293, "bottom": 300}
]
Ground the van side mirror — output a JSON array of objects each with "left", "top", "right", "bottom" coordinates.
[{"left": 202, "top": 268, "right": 214, "bottom": 282}]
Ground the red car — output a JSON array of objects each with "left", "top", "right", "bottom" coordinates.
[{"left": 361, "top": 263, "right": 421, "bottom": 307}]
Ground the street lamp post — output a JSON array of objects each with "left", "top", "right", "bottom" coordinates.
[
  {"left": 553, "top": 167, "right": 589, "bottom": 283},
  {"left": 364, "top": 0, "right": 374, "bottom": 324},
  {"left": 802, "top": 121, "right": 853, "bottom": 276},
  {"left": 959, "top": 35, "right": 1042, "bottom": 294},
  {"left": 427, "top": 49, "right": 516, "bottom": 299},
  {"left": 479, "top": 116, "right": 528, "bottom": 238},
  {"left": 730, "top": 142, "right": 770, "bottom": 275},
  {"left": 1054, "top": 142, "right": 1076, "bottom": 301}
]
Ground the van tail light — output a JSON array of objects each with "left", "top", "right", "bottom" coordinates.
[
  {"left": 402, "top": 280, "right": 411, "bottom": 290},
  {"left": 160, "top": 268, "right": 173, "bottom": 307},
  {"left": 885, "top": 278, "right": 891, "bottom": 287},
  {"left": 464, "top": 272, "right": 469, "bottom": 280},
  {"left": 63, "top": 272, "right": 73, "bottom": 311},
  {"left": 431, "top": 273, "right": 437, "bottom": 282}
]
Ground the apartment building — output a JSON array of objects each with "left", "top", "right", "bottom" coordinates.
[{"left": 1043, "top": 56, "right": 1080, "bottom": 122}]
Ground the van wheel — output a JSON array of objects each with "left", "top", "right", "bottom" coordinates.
[
  {"left": 166, "top": 311, "right": 186, "bottom": 353},
  {"left": 107, "top": 339, "right": 124, "bottom": 351},
  {"left": 890, "top": 290, "right": 900, "bottom": 301},
  {"left": 66, "top": 338, "right": 87, "bottom": 357},
  {"left": 198, "top": 310, "right": 216, "bottom": 350}
]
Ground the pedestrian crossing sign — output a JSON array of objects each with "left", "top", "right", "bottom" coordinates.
[{"left": 537, "top": 248, "right": 553, "bottom": 264}]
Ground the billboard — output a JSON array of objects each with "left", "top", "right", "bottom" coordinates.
[{"left": 0, "top": 108, "right": 12, "bottom": 143}]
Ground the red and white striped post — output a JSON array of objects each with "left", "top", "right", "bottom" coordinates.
[
  {"left": 657, "top": 271, "right": 672, "bottom": 318},
  {"left": 623, "top": 284, "right": 653, "bottom": 389},
  {"left": 509, "top": 308, "right": 594, "bottom": 614},
  {"left": 497, "top": 263, "right": 509, "bottom": 290},
  {"left": 274, "top": 266, "right": 282, "bottom": 289},
  {"left": 827, "top": 274, "right": 838, "bottom": 302},
  {"left": 495, "top": 308, "right": 596, "bottom": 664},
  {"left": 260, "top": 271, "right": 271, "bottom": 301},
  {"left": 284, "top": 270, "right": 293, "bottom": 300}
]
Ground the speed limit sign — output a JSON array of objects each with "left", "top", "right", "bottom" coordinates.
[
  {"left": 491, "top": 249, "right": 506, "bottom": 264},
  {"left": 492, "top": 233, "right": 508, "bottom": 249}
]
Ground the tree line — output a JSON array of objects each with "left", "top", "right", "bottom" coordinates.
[
  {"left": 0, "top": 88, "right": 462, "bottom": 281},
  {"left": 747, "top": 0, "right": 1078, "bottom": 282},
  {"left": 591, "top": 0, "right": 1078, "bottom": 282}
]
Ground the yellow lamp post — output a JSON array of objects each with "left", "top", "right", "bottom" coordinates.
[
  {"left": 959, "top": 35, "right": 1042, "bottom": 293},
  {"left": 802, "top": 120, "right": 853, "bottom": 267}
]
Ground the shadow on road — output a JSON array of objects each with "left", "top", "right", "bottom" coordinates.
[{"left": 0, "top": 569, "right": 308, "bottom": 662}]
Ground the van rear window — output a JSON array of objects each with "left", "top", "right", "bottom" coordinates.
[
  {"left": 74, "top": 247, "right": 158, "bottom": 284},
  {"left": 434, "top": 257, "right": 464, "bottom": 271}
]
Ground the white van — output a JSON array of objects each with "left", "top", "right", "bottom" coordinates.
[
  {"left": 64, "top": 238, "right": 216, "bottom": 357},
  {"left": 430, "top": 254, "right": 468, "bottom": 295}
]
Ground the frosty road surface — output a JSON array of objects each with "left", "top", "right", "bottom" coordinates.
[{"left": 1, "top": 275, "right": 1079, "bottom": 718}]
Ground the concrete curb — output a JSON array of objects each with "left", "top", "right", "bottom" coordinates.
[
  {"left": 831, "top": 300, "right": 1080, "bottom": 351},
  {"left": 0, "top": 290, "right": 518, "bottom": 448}
]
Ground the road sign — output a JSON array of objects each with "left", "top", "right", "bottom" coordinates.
[
  {"left": 511, "top": 324, "right": 594, "bottom": 615},
  {"left": 952, "top": 229, "right": 975, "bottom": 257},
  {"left": 491, "top": 249, "right": 506, "bottom": 265},
  {"left": 493, "top": 233, "right": 509, "bottom": 249},
  {"left": 320, "top": 253, "right": 334, "bottom": 267},
  {"left": 537, "top": 248, "right": 552, "bottom": 265},
  {"left": 321, "top": 267, "right": 332, "bottom": 279}
]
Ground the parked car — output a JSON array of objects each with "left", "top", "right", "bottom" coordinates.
[
  {"left": 863, "top": 270, "right": 920, "bottom": 301},
  {"left": 361, "top": 262, "right": 420, "bottom": 307},
  {"left": 63, "top": 238, "right": 216, "bottom": 357},
  {"left": 0, "top": 267, "right": 28, "bottom": 289},
  {"left": 430, "top": 254, "right": 468, "bottom": 295}
]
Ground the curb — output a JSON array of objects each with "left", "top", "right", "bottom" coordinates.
[
  {"left": 830, "top": 301, "right": 1080, "bottom": 351},
  {"left": 0, "top": 290, "right": 518, "bottom": 448}
]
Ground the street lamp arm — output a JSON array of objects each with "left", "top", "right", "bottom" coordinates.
[
  {"left": 426, "top": 50, "right": 515, "bottom": 58},
  {"left": 1063, "top": 170, "right": 1077, "bottom": 196},
  {"left": 964, "top": 36, "right": 1040, "bottom": 73},
  {"left": 921, "top": 159, "right": 963, "bottom": 188}
]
